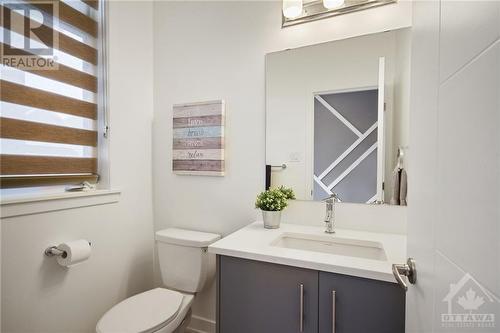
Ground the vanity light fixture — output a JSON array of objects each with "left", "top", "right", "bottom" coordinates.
[
  {"left": 282, "top": 0, "right": 303, "bottom": 19},
  {"left": 282, "top": 0, "right": 397, "bottom": 28},
  {"left": 323, "top": 0, "right": 345, "bottom": 9}
]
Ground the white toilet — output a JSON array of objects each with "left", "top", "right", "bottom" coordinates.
[{"left": 96, "top": 228, "right": 221, "bottom": 333}]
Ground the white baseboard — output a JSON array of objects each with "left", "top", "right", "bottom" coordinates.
[{"left": 186, "top": 315, "right": 216, "bottom": 333}]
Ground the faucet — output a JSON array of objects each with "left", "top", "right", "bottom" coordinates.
[{"left": 324, "top": 193, "right": 341, "bottom": 234}]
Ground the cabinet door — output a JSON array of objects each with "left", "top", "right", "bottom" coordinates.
[
  {"left": 319, "top": 271, "right": 405, "bottom": 333},
  {"left": 218, "top": 256, "right": 318, "bottom": 333}
]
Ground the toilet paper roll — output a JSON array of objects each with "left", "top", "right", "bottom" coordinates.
[{"left": 56, "top": 240, "right": 91, "bottom": 267}]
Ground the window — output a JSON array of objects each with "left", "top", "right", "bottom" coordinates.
[{"left": 0, "top": 0, "right": 106, "bottom": 194}]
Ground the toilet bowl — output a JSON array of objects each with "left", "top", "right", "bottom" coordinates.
[{"left": 96, "top": 228, "right": 221, "bottom": 333}]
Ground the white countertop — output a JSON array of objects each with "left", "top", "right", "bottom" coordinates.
[{"left": 208, "top": 221, "right": 407, "bottom": 283}]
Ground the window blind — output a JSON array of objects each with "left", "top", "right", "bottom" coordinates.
[{"left": 0, "top": 0, "right": 102, "bottom": 188}]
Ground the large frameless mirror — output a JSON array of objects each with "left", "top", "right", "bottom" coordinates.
[{"left": 265, "top": 28, "right": 411, "bottom": 204}]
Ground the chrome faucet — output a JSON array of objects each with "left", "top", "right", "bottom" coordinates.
[{"left": 324, "top": 193, "right": 341, "bottom": 234}]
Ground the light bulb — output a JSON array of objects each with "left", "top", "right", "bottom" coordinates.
[
  {"left": 323, "top": 0, "right": 345, "bottom": 9},
  {"left": 283, "top": 0, "right": 303, "bottom": 19}
]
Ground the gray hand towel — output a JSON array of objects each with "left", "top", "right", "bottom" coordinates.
[{"left": 390, "top": 168, "right": 401, "bottom": 205}]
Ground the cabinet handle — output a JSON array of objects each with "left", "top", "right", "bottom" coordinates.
[
  {"left": 332, "top": 290, "right": 336, "bottom": 333},
  {"left": 299, "top": 283, "right": 304, "bottom": 332}
]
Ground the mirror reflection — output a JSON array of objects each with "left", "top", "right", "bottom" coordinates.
[{"left": 265, "top": 28, "right": 411, "bottom": 204}]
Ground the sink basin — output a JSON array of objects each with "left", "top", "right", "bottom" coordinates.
[{"left": 271, "top": 232, "right": 387, "bottom": 261}]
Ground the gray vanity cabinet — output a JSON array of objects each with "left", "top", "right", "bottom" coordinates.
[
  {"left": 217, "top": 256, "right": 405, "bottom": 333},
  {"left": 318, "top": 271, "right": 405, "bottom": 333},
  {"left": 217, "top": 255, "right": 319, "bottom": 333}
]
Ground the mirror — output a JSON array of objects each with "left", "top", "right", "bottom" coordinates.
[{"left": 265, "top": 28, "right": 411, "bottom": 204}]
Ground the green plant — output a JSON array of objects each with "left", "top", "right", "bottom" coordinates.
[
  {"left": 255, "top": 187, "right": 295, "bottom": 211},
  {"left": 278, "top": 186, "right": 296, "bottom": 200}
]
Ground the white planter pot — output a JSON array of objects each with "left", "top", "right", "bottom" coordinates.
[{"left": 261, "top": 210, "right": 282, "bottom": 229}]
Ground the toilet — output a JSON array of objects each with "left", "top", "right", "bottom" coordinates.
[{"left": 96, "top": 228, "right": 221, "bottom": 333}]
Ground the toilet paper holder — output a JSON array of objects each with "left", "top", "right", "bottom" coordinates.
[
  {"left": 44, "top": 242, "right": 91, "bottom": 258},
  {"left": 44, "top": 246, "right": 67, "bottom": 258}
]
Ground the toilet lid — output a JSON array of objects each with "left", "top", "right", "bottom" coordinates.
[{"left": 96, "top": 288, "right": 184, "bottom": 333}]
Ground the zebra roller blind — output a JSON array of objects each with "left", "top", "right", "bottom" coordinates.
[{"left": 0, "top": 0, "right": 103, "bottom": 188}]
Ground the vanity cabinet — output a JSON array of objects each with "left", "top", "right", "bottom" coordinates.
[
  {"left": 217, "top": 255, "right": 405, "bottom": 333},
  {"left": 217, "top": 255, "right": 318, "bottom": 333},
  {"left": 318, "top": 271, "right": 405, "bottom": 333}
]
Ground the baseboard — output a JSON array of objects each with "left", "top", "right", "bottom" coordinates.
[{"left": 186, "top": 315, "right": 216, "bottom": 333}]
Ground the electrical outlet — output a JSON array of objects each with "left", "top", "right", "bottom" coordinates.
[{"left": 289, "top": 152, "right": 301, "bottom": 162}]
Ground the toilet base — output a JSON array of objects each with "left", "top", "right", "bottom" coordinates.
[{"left": 173, "top": 308, "right": 192, "bottom": 333}]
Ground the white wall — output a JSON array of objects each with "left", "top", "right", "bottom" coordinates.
[
  {"left": 153, "top": 0, "right": 412, "bottom": 328},
  {"left": 1, "top": 2, "right": 155, "bottom": 332}
]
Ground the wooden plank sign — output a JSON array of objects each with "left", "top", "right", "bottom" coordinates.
[{"left": 172, "top": 100, "right": 225, "bottom": 176}]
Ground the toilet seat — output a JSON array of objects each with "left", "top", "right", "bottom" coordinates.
[{"left": 96, "top": 288, "right": 184, "bottom": 333}]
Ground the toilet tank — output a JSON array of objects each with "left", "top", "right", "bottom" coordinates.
[{"left": 155, "top": 228, "right": 221, "bottom": 293}]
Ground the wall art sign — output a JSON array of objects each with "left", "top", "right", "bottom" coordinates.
[{"left": 172, "top": 100, "right": 225, "bottom": 176}]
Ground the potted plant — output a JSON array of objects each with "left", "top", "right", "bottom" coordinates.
[{"left": 255, "top": 186, "right": 295, "bottom": 229}]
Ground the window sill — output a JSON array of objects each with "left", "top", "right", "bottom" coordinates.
[{"left": 0, "top": 189, "right": 121, "bottom": 218}]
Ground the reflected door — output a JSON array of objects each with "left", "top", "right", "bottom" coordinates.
[
  {"left": 312, "top": 58, "right": 385, "bottom": 203},
  {"left": 313, "top": 89, "right": 379, "bottom": 203}
]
